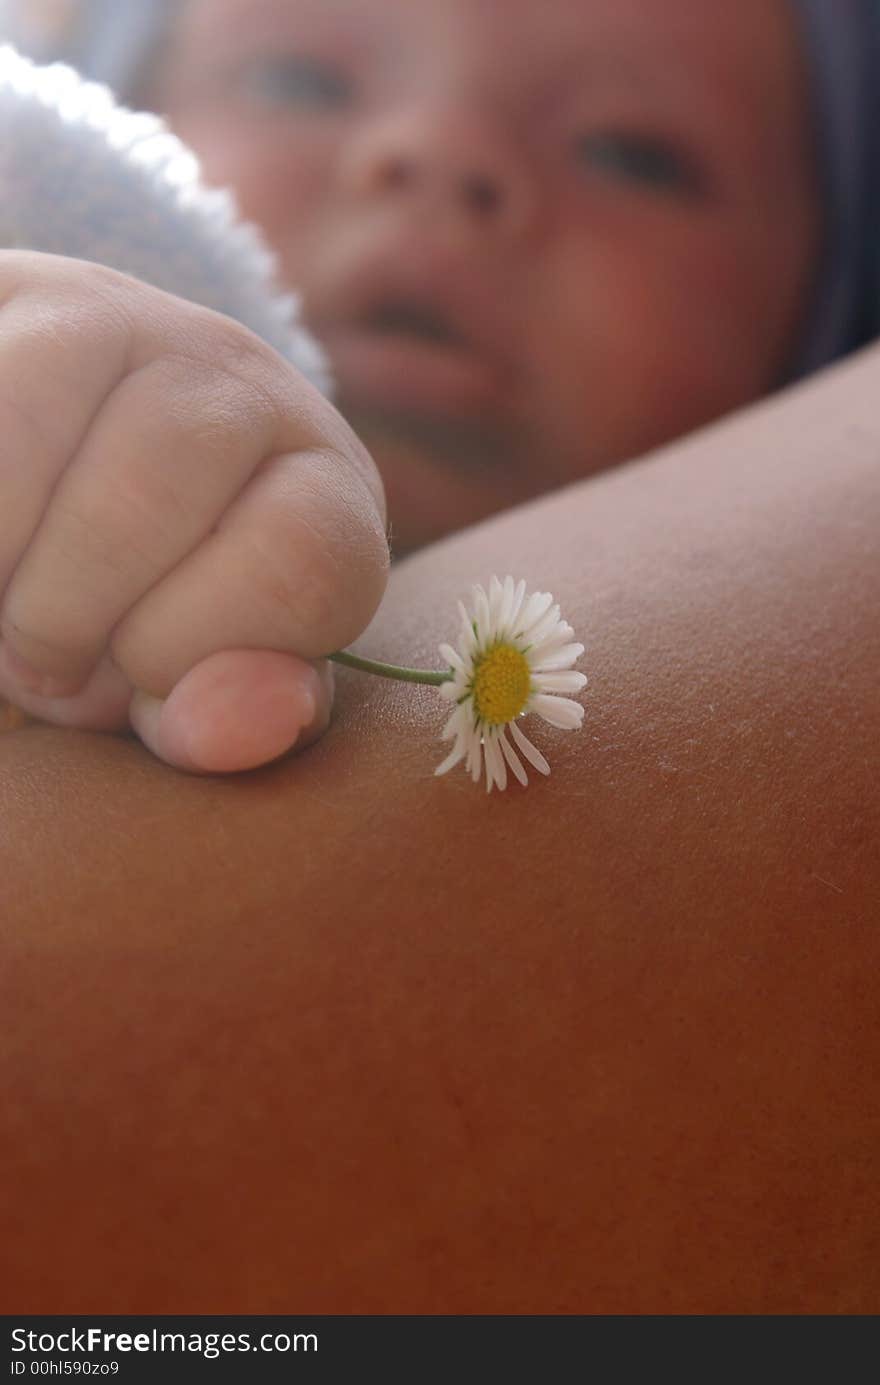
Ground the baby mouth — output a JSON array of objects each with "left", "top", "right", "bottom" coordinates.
[
  {"left": 321, "top": 298, "right": 501, "bottom": 417},
  {"left": 360, "top": 300, "right": 467, "bottom": 348}
]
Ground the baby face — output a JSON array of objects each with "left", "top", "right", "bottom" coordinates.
[{"left": 150, "top": 0, "right": 819, "bottom": 554}]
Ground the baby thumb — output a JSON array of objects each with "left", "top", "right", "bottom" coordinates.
[{"left": 129, "top": 648, "right": 333, "bottom": 774}]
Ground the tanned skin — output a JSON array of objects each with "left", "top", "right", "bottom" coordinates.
[{"left": 1, "top": 344, "right": 878, "bottom": 1312}]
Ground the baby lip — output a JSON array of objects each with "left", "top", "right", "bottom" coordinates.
[
  {"left": 360, "top": 299, "right": 467, "bottom": 348},
  {"left": 305, "top": 235, "right": 514, "bottom": 371},
  {"left": 304, "top": 245, "right": 518, "bottom": 413}
]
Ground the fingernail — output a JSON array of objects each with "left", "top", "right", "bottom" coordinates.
[
  {"left": 0, "top": 642, "right": 84, "bottom": 699},
  {"left": 127, "top": 690, "right": 166, "bottom": 759},
  {"left": 168, "top": 653, "right": 321, "bottom": 774}
]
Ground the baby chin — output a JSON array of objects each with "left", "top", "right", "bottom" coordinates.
[{"left": 339, "top": 399, "right": 536, "bottom": 556}]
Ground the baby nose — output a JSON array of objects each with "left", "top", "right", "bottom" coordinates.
[{"left": 341, "top": 110, "right": 534, "bottom": 235}]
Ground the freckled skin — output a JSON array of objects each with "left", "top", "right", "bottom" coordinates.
[{"left": 2, "top": 338, "right": 879, "bottom": 1312}]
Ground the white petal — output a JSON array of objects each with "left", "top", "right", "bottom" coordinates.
[
  {"left": 531, "top": 693, "right": 584, "bottom": 729},
  {"left": 507, "top": 578, "right": 528, "bottom": 634},
  {"left": 498, "top": 727, "right": 528, "bottom": 786},
  {"left": 457, "top": 600, "right": 477, "bottom": 656},
  {"left": 440, "top": 705, "right": 467, "bottom": 740},
  {"left": 485, "top": 730, "right": 507, "bottom": 792},
  {"left": 438, "top": 678, "right": 465, "bottom": 701},
  {"left": 467, "top": 733, "right": 483, "bottom": 782},
  {"left": 521, "top": 603, "right": 562, "bottom": 649},
  {"left": 530, "top": 643, "right": 585, "bottom": 672},
  {"left": 482, "top": 731, "right": 495, "bottom": 792},
  {"left": 488, "top": 575, "right": 504, "bottom": 641},
  {"left": 438, "top": 642, "right": 469, "bottom": 677},
  {"left": 497, "top": 575, "right": 516, "bottom": 634},
  {"left": 510, "top": 719, "right": 551, "bottom": 775},
  {"left": 515, "top": 590, "right": 553, "bottom": 638},
  {"left": 532, "top": 670, "right": 588, "bottom": 694},
  {"left": 435, "top": 741, "right": 467, "bottom": 776},
  {"left": 528, "top": 625, "right": 576, "bottom": 659},
  {"left": 474, "top": 584, "right": 492, "bottom": 644}
]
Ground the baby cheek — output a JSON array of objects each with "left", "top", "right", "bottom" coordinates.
[
  {"left": 174, "top": 120, "right": 331, "bottom": 273},
  {"left": 519, "top": 242, "right": 750, "bottom": 478},
  {"left": 519, "top": 250, "right": 661, "bottom": 454}
]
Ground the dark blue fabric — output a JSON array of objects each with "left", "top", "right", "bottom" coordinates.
[{"left": 789, "top": 0, "right": 880, "bottom": 377}]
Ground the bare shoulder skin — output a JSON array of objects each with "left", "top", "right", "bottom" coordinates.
[{"left": 2, "top": 344, "right": 879, "bottom": 1313}]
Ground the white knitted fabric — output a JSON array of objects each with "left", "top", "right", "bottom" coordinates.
[{"left": 0, "top": 45, "right": 332, "bottom": 392}]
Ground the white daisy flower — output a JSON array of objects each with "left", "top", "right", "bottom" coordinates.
[{"left": 434, "top": 575, "right": 587, "bottom": 792}]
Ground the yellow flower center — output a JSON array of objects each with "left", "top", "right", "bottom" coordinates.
[{"left": 471, "top": 643, "right": 532, "bottom": 726}]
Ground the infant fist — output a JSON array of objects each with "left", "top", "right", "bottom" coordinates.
[{"left": 0, "top": 252, "right": 388, "bottom": 771}]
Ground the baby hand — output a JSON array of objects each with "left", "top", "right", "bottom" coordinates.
[{"left": 0, "top": 252, "right": 388, "bottom": 772}]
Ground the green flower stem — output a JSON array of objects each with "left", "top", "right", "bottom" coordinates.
[{"left": 328, "top": 650, "right": 451, "bottom": 687}]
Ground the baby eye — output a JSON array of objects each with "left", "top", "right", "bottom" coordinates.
[
  {"left": 238, "top": 55, "right": 354, "bottom": 111},
  {"left": 573, "top": 131, "right": 704, "bottom": 196}
]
